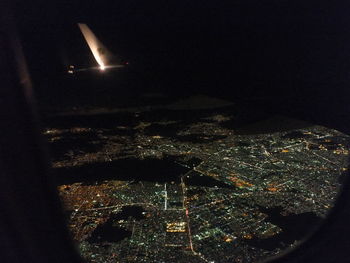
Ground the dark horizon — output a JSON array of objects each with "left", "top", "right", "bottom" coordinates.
[{"left": 12, "top": 0, "right": 350, "bottom": 129}]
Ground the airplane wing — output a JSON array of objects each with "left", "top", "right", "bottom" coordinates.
[{"left": 77, "top": 23, "right": 112, "bottom": 70}]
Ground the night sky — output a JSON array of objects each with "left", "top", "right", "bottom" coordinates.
[{"left": 12, "top": 0, "right": 350, "bottom": 107}]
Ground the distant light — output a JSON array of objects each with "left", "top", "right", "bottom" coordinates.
[
  {"left": 68, "top": 70, "right": 74, "bottom": 74},
  {"left": 69, "top": 65, "right": 75, "bottom": 69}
]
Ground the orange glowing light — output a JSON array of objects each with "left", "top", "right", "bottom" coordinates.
[
  {"left": 229, "top": 176, "right": 254, "bottom": 188},
  {"left": 243, "top": 234, "right": 253, "bottom": 239},
  {"left": 266, "top": 182, "right": 280, "bottom": 192}
]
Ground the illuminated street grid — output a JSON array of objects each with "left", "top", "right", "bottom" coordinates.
[{"left": 45, "top": 108, "right": 349, "bottom": 263}]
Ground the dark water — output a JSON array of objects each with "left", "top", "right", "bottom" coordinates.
[
  {"left": 45, "top": 111, "right": 137, "bottom": 129},
  {"left": 187, "top": 188, "right": 205, "bottom": 197},
  {"left": 54, "top": 157, "right": 189, "bottom": 185},
  {"left": 143, "top": 122, "right": 183, "bottom": 137},
  {"left": 177, "top": 157, "right": 202, "bottom": 168},
  {"left": 113, "top": 206, "right": 146, "bottom": 221},
  {"left": 139, "top": 108, "right": 233, "bottom": 123},
  {"left": 185, "top": 171, "right": 232, "bottom": 189},
  {"left": 88, "top": 220, "right": 131, "bottom": 244},
  {"left": 143, "top": 121, "right": 228, "bottom": 143},
  {"left": 88, "top": 205, "right": 145, "bottom": 244},
  {"left": 48, "top": 133, "right": 104, "bottom": 161},
  {"left": 54, "top": 155, "right": 232, "bottom": 189},
  {"left": 246, "top": 207, "right": 323, "bottom": 251}
]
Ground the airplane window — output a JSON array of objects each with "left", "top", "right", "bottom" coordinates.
[{"left": 15, "top": 1, "right": 350, "bottom": 262}]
